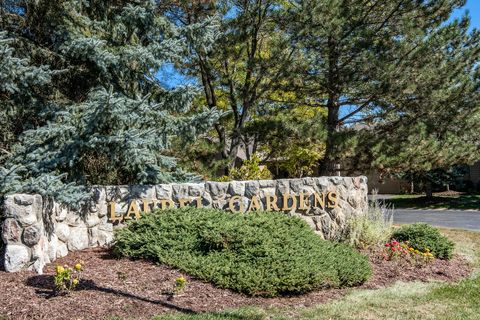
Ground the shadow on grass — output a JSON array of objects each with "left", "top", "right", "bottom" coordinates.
[
  {"left": 382, "top": 195, "right": 480, "bottom": 210},
  {"left": 25, "top": 275, "right": 197, "bottom": 314}
]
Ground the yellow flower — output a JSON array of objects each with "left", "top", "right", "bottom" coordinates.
[
  {"left": 73, "top": 279, "right": 79, "bottom": 285},
  {"left": 74, "top": 263, "right": 82, "bottom": 271},
  {"left": 409, "top": 248, "right": 414, "bottom": 252},
  {"left": 426, "top": 249, "right": 430, "bottom": 252},
  {"left": 56, "top": 265, "right": 65, "bottom": 274},
  {"left": 176, "top": 276, "right": 186, "bottom": 284}
]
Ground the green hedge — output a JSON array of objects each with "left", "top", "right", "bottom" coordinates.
[
  {"left": 392, "top": 223, "right": 455, "bottom": 260},
  {"left": 114, "top": 207, "right": 371, "bottom": 297}
]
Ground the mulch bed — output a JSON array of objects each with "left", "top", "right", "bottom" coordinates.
[{"left": 0, "top": 248, "right": 473, "bottom": 320}]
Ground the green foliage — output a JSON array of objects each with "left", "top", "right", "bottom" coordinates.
[
  {"left": 289, "top": 1, "right": 480, "bottom": 174},
  {"left": 245, "top": 105, "right": 327, "bottom": 178},
  {"left": 226, "top": 155, "right": 273, "bottom": 181},
  {"left": 344, "top": 201, "right": 394, "bottom": 249},
  {"left": 0, "top": 31, "right": 53, "bottom": 162},
  {"left": 174, "top": 276, "right": 187, "bottom": 294},
  {"left": 164, "top": 1, "right": 305, "bottom": 171},
  {"left": 114, "top": 207, "right": 371, "bottom": 297},
  {"left": 173, "top": 137, "right": 230, "bottom": 181},
  {"left": 0, "top": 1, "right": 222, "bottom": 207},
  {"left": 54, "top": 262, "right": 83, "bottom": 295},
  {"left": 392, "top": 223, "right": 455, "bottom": 260}
]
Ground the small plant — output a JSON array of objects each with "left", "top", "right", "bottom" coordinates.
[
  {"left": 54, "top": 261, "right": 83, "bottom": 295},
  {"left": 392, "top": 223, "right": 455, "bottom": 260},
  {"left": 383, "top": 240, "right": 435, "bottom": 266},
  {"left": 344, "top": 194, "right": 394, "bottom": 249},
  {"left": 410, "top": 247, "right": 435, "bottom": 266},
  {"left": 117, "top": 271, "right": 127, "bottom": 283},
  {"left": 384, "top": 240, "right": 410, "bottom": 260},
  {"left": 174, "top": 276, "right": 187, "bottom": 294},
  {"left": 165, "top": 276, "right": 187, "bottom": 300}
]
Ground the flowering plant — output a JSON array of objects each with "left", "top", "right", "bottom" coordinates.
[
  {"left": 383, "top": 240, "right": 434, "bottom": 266},
  {"left": 384, "top": 240, "right": 409, "bottom": 260},
  {"left": 54, "top": 261, "right": 83, "bottom": 295}
]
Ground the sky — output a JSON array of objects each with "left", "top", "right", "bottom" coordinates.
[
  {"left": 158, "top": 1, "right": 479, "bottom": 89},
  {"left": 453, "top": 0, "right": 479, "bottom": 29}
]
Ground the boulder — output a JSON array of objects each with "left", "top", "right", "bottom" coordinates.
[
  {"left": 67, "top": 227, "right": 89, "bottom": 251},
  {"left": 55, "top": 223, "right": 71, "bottom": 243},
  {"left": 155, "top": 184, "right": 172, "bottom": 199},
  {"left": 4, "top": 245, "right": 30, "bottom": 272},
  {"left": 1, "top": 219, "right": 22, "bottom": 243},
  {"left": 22, "top": 225, "right": 41, "bottom": 247},
  {"left": 3, "top": 194, "right": 41, "bottom": 226},
  {"left": 98, "top": 229, "right": 114, "bottom": 246},
  {"left": 56, "top": 242, "right": 68, "bottom": 258},
  {"left": 228, "top": 181, "right": 245, "bottom": 196},
  {"left": 48, "top": 234, "right": 59, "bottom": 262}
]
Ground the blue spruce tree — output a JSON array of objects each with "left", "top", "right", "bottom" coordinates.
[{"left": 0, "top": 1, "right": 221, "bottom": 207}]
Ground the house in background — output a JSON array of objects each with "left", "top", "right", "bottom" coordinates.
[{"left": 366, "top": 161, "right": 480, "bottom": 194}]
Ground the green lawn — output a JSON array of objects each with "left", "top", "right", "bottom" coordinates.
[
  {"left": 142, "top": 228, "right": 480, "bottom": 320},
  {"left": 383, "top": 194, "right": 480, "bottom": 210}
]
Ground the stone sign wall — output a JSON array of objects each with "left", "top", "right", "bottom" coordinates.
[{"left": 1, "top": 176, "right": 368, "bottom": 273}]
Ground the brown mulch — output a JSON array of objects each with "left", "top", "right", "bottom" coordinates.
[{"left": 0, "top": 248, "right": 473, "bottom": 320}]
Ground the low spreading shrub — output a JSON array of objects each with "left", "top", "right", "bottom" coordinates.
[
  {"left": 114, "top": 207, "right": 371, "bottom": 297},
  {"left": 392, "top": 223, "right": 455, "bottom": 260}
]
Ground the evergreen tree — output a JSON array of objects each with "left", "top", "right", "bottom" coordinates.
[
  {"left": 0, "top": 31, "right": 52, "bottom": 159},
  {"left": 0, "top": 0, "right": 221, "bottom": 207},
  {"left": 162, "top": 1, "right": 303, "bottom": 172},
  {"left": 289, "top": 0, "right": 480, "bottom": 176}
]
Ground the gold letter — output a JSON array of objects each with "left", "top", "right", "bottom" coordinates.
[
  {"left": 108, "top": 202, "right": 123, "bottom": 223},
  {"left": 228, "top": 196, "right": 245, "bottom": 212},
  {"left": 298, "top": 192, "right": 310, "bottom": 210},
  {"left": 161, "top": 199, "right": 175, "bottom": 210},
  {"left": 125, "top": 201, "right": 141, "bottom": 220},
  {"left": 248, "top": 195, "right": 262, "bottom": 211},
  {"left": 195, "top": 197, "right": 203, "bottom": 208},
  {"left": 265, "top": 194, "right": 280, "bottom": 211},
  {"left": 142, "top": 199, "right": 151, "bottom": 213},
  {"left": 179, "top": 198, "right": 191, "bottom": 208},
  {"left": 327, "top": 191, "right": 338, "bottom": 208},
  {"left": 313, "top": 193, "right": 326, "bottom": 209},
  {"left": 281, "top": 193, "right": 297, "bottom": 211}
]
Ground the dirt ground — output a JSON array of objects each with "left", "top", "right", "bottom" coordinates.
[{"left": 0, "top": 248, "right": 472, "bottom": 320}]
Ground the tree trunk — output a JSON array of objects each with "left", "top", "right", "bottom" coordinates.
[
  {"left": 320, "top": 36, "right": 341, "bottom": 176},
  {"left": 425, "top": 181, "right": 433, "bottom": 199},
  {"left": 320, "top": 101, "right": 340, "bottom": 176}
]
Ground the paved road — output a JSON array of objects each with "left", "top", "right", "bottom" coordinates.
[{"left": 394, "top": 209, "right": 480, "bottom": 231}]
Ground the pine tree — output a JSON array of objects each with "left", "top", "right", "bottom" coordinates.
[
  {"left": 289, "top": 0, "right": 480, "bottom": 176},
  {"left": 0, "top": 0, "right": 221, "bottom": 207}
]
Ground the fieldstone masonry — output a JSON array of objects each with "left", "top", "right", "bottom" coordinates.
[{"left": 2, "top": 176, "right": 368, "bottom": 273}]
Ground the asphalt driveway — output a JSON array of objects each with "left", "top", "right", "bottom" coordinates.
[{"left": 393, "top": 209, "right": 480, "bottom": 231}]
